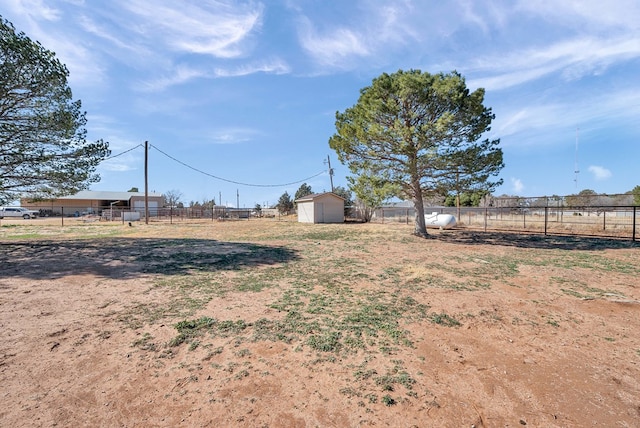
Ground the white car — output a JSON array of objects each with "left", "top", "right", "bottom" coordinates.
[{"left": 0, "top": 207, "right": 39, "bottom": 219}]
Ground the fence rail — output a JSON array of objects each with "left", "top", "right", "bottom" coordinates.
[
  {"left": 3, "top": 203, "right": 638, "bottom": 241},
  {"left": 367, "top": 205, "right": 639, "bottom": 241},
  {"left": 0, "top": 205, "right": 268, "bottom": 225}
]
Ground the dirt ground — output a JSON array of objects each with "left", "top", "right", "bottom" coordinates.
[{"left": 0, "top": 219, "right": 639, "bottom": 427}]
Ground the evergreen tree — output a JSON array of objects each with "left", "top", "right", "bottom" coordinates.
[
  {"left": 0, "top": 17, "right": 110, "bottom": 203},
  {"left": 330, "top": 70, "right": 503, "bottom": 237},
  {"left": 277, "top": 191, "right": 294, "bottom": 214}
]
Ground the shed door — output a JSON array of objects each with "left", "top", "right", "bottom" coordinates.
[{"left": 316, "top": 203, "right": 324, "bottom": 223}]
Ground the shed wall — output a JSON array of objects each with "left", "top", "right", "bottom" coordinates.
[
  {"left": 297, "top": 201, "right": 315, "bottom": 223},
  {"left": 297, "top": 194, "right": 344, "bottom": 223},
  {"left": 315, "top": 195, "right": 344, "bottom": 223}
]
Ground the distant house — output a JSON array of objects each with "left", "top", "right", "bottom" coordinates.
[
  {"left": 21, "top": 190, "right": 164, "bottom": 216},
  {"left": 296, "top": 192, "right": 345, "bottom": 224}
]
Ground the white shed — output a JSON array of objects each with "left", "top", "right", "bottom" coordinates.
[{"left": 296, "top": 192, "right": 345, "bottom": 224}]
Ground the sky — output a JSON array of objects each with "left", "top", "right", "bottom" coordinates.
[{"left": 2, "top": 0, "right": 639, "bottom": 208}]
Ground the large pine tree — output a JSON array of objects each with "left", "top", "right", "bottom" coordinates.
[
  {"left": 0, "top": 17, "right": 110, "bottom": 203},
  {"left": 330, "top": 70, "right": 503, "bottom": 237}
]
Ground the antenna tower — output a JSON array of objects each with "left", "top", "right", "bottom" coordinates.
[{"left": 574, "top": 128, "right": 580, "bottom": 188}]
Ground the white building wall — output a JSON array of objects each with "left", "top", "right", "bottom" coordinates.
[
  {"left": 297, "top": 201, "right": 315, "bottom": 223},
  {"left": 314, "top": 195, "right": 344, "bottom": 223},
  {"left": 296, "top": 193, "right": 344, "bottom": 224}
]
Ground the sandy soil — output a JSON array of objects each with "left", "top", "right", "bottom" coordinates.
[{"left": 1, "top": 219, "right": 639, "bottom": 427}]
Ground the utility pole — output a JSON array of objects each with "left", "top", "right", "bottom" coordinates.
[
  {"left": 326, "top": 155, "right": 334, "bottom": 192},
  {"left": 144, "top": 140, "right": 149, "bottom": 224},
  {"left": 236, "top": 189, "right": 239, "bottom": 209}
]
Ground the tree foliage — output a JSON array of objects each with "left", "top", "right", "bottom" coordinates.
[
  {"left": 632, "top": 185, "right": 640, "bottom": 206},
  {"left": 201, "top": 198, "right": 215, "bottom": 209},
  {"left": 329, "top": 69, "right": 503, "bottom": 236},
  {"left": 294, "top": 182, "right": 313, "bottom": 201},
  {"left": 347, "top": 171, "right": 398, "bottom": 222},
  {"left": 332, "top": 185, "right": 353, "bottom": 206},
  {"left": 444, "top": 190, "right": 488, "bottom": 207},
  {"left": 164, "top": 189, "right": 183, "bottom": 207},
  {"left": 277, "top": 191, "right": 294, "bottom": 214},
  {"left": 565, "top": 189, "right": 597, "bottom": 208},
  {"left": 0, "top": 17, "right": 110, "bottom": 204},
  {"left": 332, "top": 185, "right": 354, "bottom": 218}
]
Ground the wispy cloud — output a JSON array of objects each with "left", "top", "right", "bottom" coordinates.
[
  {"left": 588, "top": 165, "right": 612, "bottom": 180},
  {"left": 120, "top": 0, "right": 263, "bottom": 58},
  {"left": 206, "top": 127, "right": 261, "bottom": 145},
  {"left": 493, "top": 86, "right": 640, "bottom": 146},
  {"left": 100, "top": 161, "right": 138, "bottom": 173},
  {"left": 511, "top": 177, "right": 524, "bottom": 193},
  {"left": 515, "top": 0, "right": 640, "bottom": 31},
  {"left": 77, "top": 14, "right": 141, "bottom": 53},
  {"left": 138, "top": 58, "right": 290, "bottom": 92},
  {"left": 294, "top": 1, "right": 425, "bottom": 70},
  {"left": 137, "top": 65, "right": 209, "bottom": 92},
  {"left": 97, "top": 135, "right": 145, "bottom": 173},
  {"left": 297, "top": 16, "right": 370, "bottom": 68},
  {"left": 468, "top": 36, "right": 640, "bottom": 91},
  {"left": 1, "top": 1, "right": 106, "bottom": 87},
  {"left": 2, "top": 0, "right": 62, "bottom": 21},
  {"left": 213, "top": 58, "right": 290, "bottom": 77}
]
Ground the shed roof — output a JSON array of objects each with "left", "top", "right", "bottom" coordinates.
[
  {"left": 295, "top": 192, "right": 345, "bottom": 203},
  {"left": 56, "top": 190, "right": 163, "bottom": 200}
]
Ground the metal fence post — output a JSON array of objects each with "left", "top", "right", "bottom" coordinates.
[
  {"left": 544, "top": 206, "right": 548, "bottom": 236},
  {"left": 484, "top": 207, "right": 487, "bottom": 232},
  {"left": 61, "top": 207, "right": 64, "bottom": 227},
  {"left": 633, "top": 206, "right": 637, "bottom": 242}
]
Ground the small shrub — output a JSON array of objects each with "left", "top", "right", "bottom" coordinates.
[
  {"left": 382, "top": 395, "right": 396, "bottom": 406},
  {"left": 170, "top": 316, "right": 216, "bottom": 347},
  {"left": 429, "top": 312, "right": 460, "bottom": 327},
  {"left": 307, "top": 331, "right": 342, "bottom": 352}
]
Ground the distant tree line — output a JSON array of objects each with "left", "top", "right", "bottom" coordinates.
[{"left": 485, "top": 188, "right": 639, "bottom": 215}]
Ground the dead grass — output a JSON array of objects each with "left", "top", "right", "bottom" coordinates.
[{"left": 1, "top": 219, "right": 639, "bottom": 427}]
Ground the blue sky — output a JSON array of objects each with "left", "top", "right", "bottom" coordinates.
[{"left": 2, "top": 0, "right": 639, "bottom": 207}]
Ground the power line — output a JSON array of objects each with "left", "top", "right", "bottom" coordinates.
[
  {"left": 104, "top": 144, "right": 144, "bottom": 160},
  {"left": 150, "top": 144, "right": 326, "bottom": 188}
]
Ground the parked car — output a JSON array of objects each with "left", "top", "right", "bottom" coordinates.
[{"left": 0, "top": 207, "right": 39, "bottom": 219}]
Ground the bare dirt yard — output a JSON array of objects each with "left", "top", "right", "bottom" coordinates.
[{"left": 1, "top": 218, "right": 639, "bottom": 427}]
